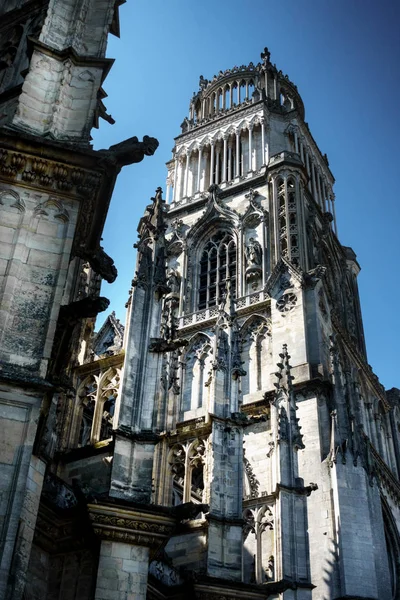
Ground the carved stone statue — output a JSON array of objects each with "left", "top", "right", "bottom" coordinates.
[
  {"left": 167, "top": 269, "right": 181, "bottom": 295},
  {"left": 246, "top": 238, "right": 262, "bottom": 266},
  {"left": 245, "top": 238, "right": 263, "bottom": 289}
]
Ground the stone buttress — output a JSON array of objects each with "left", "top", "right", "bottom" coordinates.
[{"left": 0, "top": 2, "right": 158, "bottom": 599}]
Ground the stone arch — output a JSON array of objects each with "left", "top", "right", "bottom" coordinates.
[
  {"left": 181, "top": 332, "right": 213, "bottom": 413},
  {"left": 0, "top": 188, "right": 25, "bottom": 212},
  {"left": 240, "top": 315, "right": 271, "bottom": 396}
]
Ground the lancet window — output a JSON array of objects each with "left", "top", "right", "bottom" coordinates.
[
  {"left": 168, "top": 438, "right": 207, "bottom": 506},
  {"left": 276, "top": 176, "right": 299, "bottom": 266},
  {"left": 182, "top": 335, "right": 213, "bottom": 413},
  {"left": 277, "top": 178, "right": 287, "bottom": 259},
  {"left": 198, "top": 231, "right": 237, "bottom": 309},
  {"left": 240, "top": 317, "right": 271, "bottom": 397},
  {"left": 243, "top": 505, "right": 275, "bottom": 584},
  {"left": 74, "top": 367, "right": 121, "bottom": 448}
]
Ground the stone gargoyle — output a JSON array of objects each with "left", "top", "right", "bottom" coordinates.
[
  {"left": 99, "top": 135, "right": 159, "bottom": 167},
  {"left": 77, "top": 246, "right": 117, "bottom": 283},
  {"left": 60, "top": 295, "right": 110, "bottom": 321}
]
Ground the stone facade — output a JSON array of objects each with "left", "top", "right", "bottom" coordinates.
[{"left": 0, "top": 5, "right": 399, "bottom": 600}]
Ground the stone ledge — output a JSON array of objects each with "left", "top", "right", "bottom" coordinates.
[{"left": 88, "top": 502, "right": 176, "bottom": 557}]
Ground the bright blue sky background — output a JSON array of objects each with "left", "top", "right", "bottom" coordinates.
[{"left": 92, "top": 0, "right": 400, "bottom": 390}]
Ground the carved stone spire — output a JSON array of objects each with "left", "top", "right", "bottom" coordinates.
[{"left": 273, "top": 344, "right": 304, "bottom": 451}]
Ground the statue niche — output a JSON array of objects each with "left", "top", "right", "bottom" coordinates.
[{"left": 245, "top": 237, "right": 263, "bottom": 289}]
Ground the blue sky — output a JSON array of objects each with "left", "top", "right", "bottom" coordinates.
[{"left": 92, "top": 0, "right": 400, "bottom": 390}]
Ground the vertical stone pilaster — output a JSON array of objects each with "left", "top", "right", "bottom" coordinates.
[
  {"left": 89, "top": 503, "right": 176, "bottom": 600},
  {"left": 95, "top": 541, "right": 149, "bottom": 600},
  {"left": 206, "top": 419, "right": 244, "bottom": 580}
]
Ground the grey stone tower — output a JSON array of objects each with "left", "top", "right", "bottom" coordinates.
[{"left": 115, "top": 49, "right": 400, "bottom": 599}]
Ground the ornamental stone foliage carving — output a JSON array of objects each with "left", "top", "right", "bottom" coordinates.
[
  {"left": 243, "top": 452, "right": 260, "bottom": 499},
  {"left": 87, "top": 504, "right": 176, "bottom": 554},
  {"left": 0, "top": 146, "right": 101, "bottom": 196}
]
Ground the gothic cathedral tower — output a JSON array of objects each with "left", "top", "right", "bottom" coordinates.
[{"left": 114, "top": 49, "right": 400, "bottom": 600}]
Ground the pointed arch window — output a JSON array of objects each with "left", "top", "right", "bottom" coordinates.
[{"left": 198, "top": 231, "right": 237, "bottom": 309}]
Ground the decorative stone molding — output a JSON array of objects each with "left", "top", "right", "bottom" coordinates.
[
  {"left": 0, "top": 145, "right": 102, "bottom": 198},
  {"left": 88, "top": 503, "right": 176, "bottom": 555}
]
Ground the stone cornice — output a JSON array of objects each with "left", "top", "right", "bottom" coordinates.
[
  {"left": 34, "top": 504, "right": 85, "bottom": 554},
  {"left": 87, "top": 503, "right": 176, "bottom": 555},
  {"left": 290, "top": 120, "right": 335, "bottom": 184},
  {"left": 164, "top": 416, "right": 212, "bottom": 443},
  {"left": 74, "top": 350, "right": 124, "bottom": 377},
  {"left": 332, "top": 315, "right": 389, "bottom": 409},
  {"left": 193, "top": 577, "right": 314, "bottom": 599},
  {"left": 168, "top": 170, "right": 268, "bottom": 218},
  {"left": 174, "top": 101, "right": 266, "bottom": 146},
  {"left": 0, "top": 128, "right": 120, "bottom": 260},
  {"left": 369, "top": 442, "right": 400, "bottom": 507},
  {"left": 27, "top": 37, "right": 115, "bottom": 84},
  {"left": 0, "top": 140, "right": 103, "bottom": 200}
]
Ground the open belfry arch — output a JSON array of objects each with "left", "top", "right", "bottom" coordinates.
[{"left": 0, "top": 2, "right": 399, "bottom": 597}]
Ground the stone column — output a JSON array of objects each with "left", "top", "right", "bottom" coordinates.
[
  {"left": 322, "top": 181, "right": 327, "bottom": 212},
  {"left": 311, "top": 160, "right": 317, "bottom": 202},
  {"left": 184, "top": 152, "right": 190, "bottom": 198},
  {"left": 228, "top": 141, "right": 233, "bottom": 181},
  {"left": 294, "top": 129, "right": 299, "bottom": 154},
  {"left": 197, "top": 148, "right": 202, "bottom": 192},
  {"left": 331, "top": 194, "right": 338, "bottom": 235},
  {"left": 248, "top": 125, "right": 253, "bottom": 172},
  {"left": 215, "top": 146, "right": 220, "bottom": 185},
  {"left": 172, "top": 159, "right": 178, "bottom": 203},
  {"left": 235, "top": 130, "right": 240, "bottom": 177},
  {"left": 261, "top": 119, "right": 265, "bottom": 166},
  {"left": 306, "top": 151, "right": 312, "bottom": 192},
  {"left": 222, "top": 136, "right": 227, "bottom": 182},
  {"left": 210, "top": 142, "right": 215, "bottom": 186}
]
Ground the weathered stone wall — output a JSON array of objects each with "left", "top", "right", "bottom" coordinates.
[
  {"left": 26, "top": 546, "right": 98, "bottom": 600},
  {"left": 164, "top": 529, "right": 207, "bottom": 572},
  {"left": 0, "top": 383, "right": 45, "bottom": 600},
  {"left": 60, "top": 450, "right": 112, "bottom": 496},
  {"left": 0, "top": 184, "right": 78, "bottom": 375}
]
